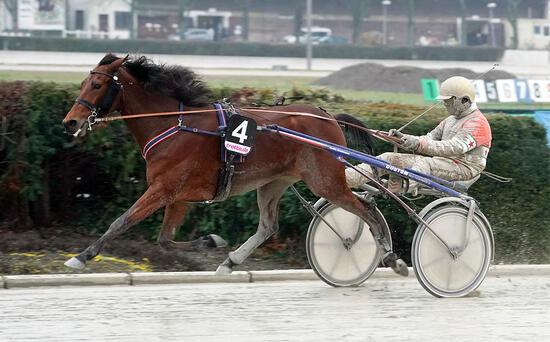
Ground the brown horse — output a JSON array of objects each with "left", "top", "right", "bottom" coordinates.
[{"left": 62, "top": 53, "right": 406, "bottom": 275}]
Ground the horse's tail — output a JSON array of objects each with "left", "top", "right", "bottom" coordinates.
[{"left": 334, "top": 113, "right": 375, "bottom": 156}]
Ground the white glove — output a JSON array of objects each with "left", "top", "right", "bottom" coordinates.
[
  {"left": 388, "top": 128, "right": 403, "bottom": 138},
  {"left": 402, "top": 135, "right": 419, "bottom": 151}
]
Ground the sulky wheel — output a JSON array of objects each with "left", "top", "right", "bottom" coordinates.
[
  {"left": 306, "top": 201, "right": 389, "bottom": 287},
  {"left": 412, "top": 205, "right": 492, "bottom": 298}
]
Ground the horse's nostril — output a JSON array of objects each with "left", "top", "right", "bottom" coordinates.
[{"left": 63, "top": 120, "right": 78, "bottom": 131}]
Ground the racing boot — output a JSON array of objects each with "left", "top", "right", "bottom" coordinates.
[
  {"left": 345, "top": 163, "right": 375, "bottom": 188},
  {"left": 387, "top": 154, "right": 404, "bottom": 193},
  {"left": 382, "top": 252, "right": 409, "bottom": 277}
]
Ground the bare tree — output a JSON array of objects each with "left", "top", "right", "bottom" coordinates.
[
  {"left": 506, "top": 0, "right": 522, "bottom": 49},
  {"left": 176, "top": 0, "right": 195, "bottom": 40},
  {"left": 235, "top": 0, "right": 252, "bottom": 41},
  {"left": 350, "top": 0, "right": 370, "bottom": 45},
  {"left": 458, "top": 0, "right": 468, "bottom": 45},
  {"left": 406, "top": 0, "right": 415, "bottom": 46},
  {"left": 294, "top": 1, "right": 305, "bottom": 43},
  {"left": 2, "top": 0, "right": 18, "bottom": 31},
  {"left": 118, "top": 0, "right": 137, "bottom": 39}
]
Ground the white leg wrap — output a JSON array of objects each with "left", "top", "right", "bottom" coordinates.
[{"left": 229, "top": 232, "right": 268, "bottom": 265}]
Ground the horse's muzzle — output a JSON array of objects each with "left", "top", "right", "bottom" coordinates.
[{"left": 63, "top": 119, "right": 87, "bottom": 137}]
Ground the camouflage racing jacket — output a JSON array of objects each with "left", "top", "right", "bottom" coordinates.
[{"left": 411, "top": 104, "right": 492, "bottom": 175}]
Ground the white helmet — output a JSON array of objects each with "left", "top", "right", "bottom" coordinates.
[{"left": 436, "top": 76, "right": 475, "bottom": 102}]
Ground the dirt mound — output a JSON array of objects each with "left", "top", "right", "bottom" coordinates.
[{"left": 314, "top": 63, "right": 516, "bottom": 94}]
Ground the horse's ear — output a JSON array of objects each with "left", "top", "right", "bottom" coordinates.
[{"left": 110, "top": 57, "right": 126, "bottom": 70}]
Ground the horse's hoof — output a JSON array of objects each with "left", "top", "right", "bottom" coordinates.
[
  {"left": 394, "top": 258, "right": 409, "bottom": 277},
  {"left": 208, "top": 234, "right": 228, "bottom": 248},
  {"left": 64, "top": 256, "right": 86, "bottom": 270},
  {"left": 215, "top": 265, "right": 232, "bottom": 275},
  {"left": 191, "top": 234, "right": 228, "bottom": 249},
  {"left": 215, "top": 258, "right": 234, "bottom": 275},
  {"left": 383, "top": 252, "right": 409, "bottom": 277}
]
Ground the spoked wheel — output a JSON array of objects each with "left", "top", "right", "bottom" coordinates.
[
  {"left": 306, "top": 202, "right": 389, "bottom": 287},
  {"left": 412, "top": 205, "right": 492, "bottom": 298}
]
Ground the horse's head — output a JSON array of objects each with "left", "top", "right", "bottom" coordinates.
[{"left": 62, "top": 53, "right": 128, "bottom": 137}]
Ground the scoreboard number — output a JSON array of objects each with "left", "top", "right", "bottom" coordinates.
[
  {"left": 527, "top": 80, "right": 550, "bottom": 103},
  {"left": 495, "top": 79, "right": 518, "bottom": 102},
  {"left": 472, "top": 80, "right": 488, "bottom": 103},
  {"left": 420, "top": 78, "right": 550, "bottom": 103},
  {"left": 421, "top": 79, "right": 439, "bottom": 101},
  {"left": 484, "top": 81, "right": 499, "bottom": 102},
  {"left": 514, "top": 79, "right": 532, "bottom": 103}
]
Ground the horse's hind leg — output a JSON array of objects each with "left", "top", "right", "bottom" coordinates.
[
  {"left": 65, "top": 185, "right": 168, "bottom": 269},
  {"left": 157, "top": 201, "right": 192, "bottom": 249},
  {"left": 215, "top": 179, "right": 292, "bottom": 275},
  {"left": 157, "top": 201, "right": 227, "bottom": 250}
]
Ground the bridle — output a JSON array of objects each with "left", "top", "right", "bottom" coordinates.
[{"left": 74, "top": 70, "right": 122, "bottom": 132}]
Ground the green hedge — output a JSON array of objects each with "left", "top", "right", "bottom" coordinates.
[
  {"left": 0, "top": 82, "right": 548, "bottom": 264},
  {"left": 0, "top": 36, "right": 503, "bottom": 61}
]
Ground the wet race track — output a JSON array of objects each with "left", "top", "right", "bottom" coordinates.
[{"left": 1, "top": 274, "right": 549, "bottom": 341}]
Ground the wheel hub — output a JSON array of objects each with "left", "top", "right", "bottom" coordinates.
[{"left": 343, "top": 237, "right": 353, "bottom": 250}]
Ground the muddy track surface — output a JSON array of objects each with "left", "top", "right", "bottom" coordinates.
[{"left": 0, "top": 227, "right": 309, "bottom": 275}]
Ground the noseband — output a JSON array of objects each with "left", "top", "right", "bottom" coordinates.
[{"left": 75, "top": 70, "right": 122, "bottom": 131}]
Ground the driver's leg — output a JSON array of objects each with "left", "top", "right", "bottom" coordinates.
[{"left": 345, "top": 153, "right": 465, "bottom": 191}]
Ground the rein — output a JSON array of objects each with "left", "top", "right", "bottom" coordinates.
[
  {"left": 75, "top": 68, "right": 402, "bottom": 146},
  {"left": 90, "top": 106, "right": 403, "bottom": 147},
  {"left": 95, "top": 108, "right": 231, "bottom": 122}
]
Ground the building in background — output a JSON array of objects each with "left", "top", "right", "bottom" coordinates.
[
  {"left": 0, "top": 0, "right": 549, "bottom": 50},
  {"left": 19, "top": 0, "right": 65, "bottom": 32},
  {"left": 66, "top": 0, "right": 132, "bottom": 39},
  {"left": 507, "top": 4, "right": 550, "bottom": 49}
]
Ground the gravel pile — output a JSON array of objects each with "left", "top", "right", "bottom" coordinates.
[{"left": 314, "top": 63, "right": 516, "bottom": 94}]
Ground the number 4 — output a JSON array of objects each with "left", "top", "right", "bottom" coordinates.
[{"left": 232, "top": 120, "right": 249, "bottom": 143}]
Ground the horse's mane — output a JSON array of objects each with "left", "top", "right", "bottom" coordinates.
[{"left": 99, "top": 54, "right": 211, "bottom": 107}]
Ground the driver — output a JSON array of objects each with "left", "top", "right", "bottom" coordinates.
[{"left": 346, "top": 76, "right": 492, "bottom": 193}]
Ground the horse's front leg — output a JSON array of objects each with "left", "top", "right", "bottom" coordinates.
[
  {"left": 65, "top": 185, "right": 168, "bottom": 269},
  {"left": 157, "top": 201, "right": 227, "bottom": 250}
]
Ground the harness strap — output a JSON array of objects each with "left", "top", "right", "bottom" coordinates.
[
  {"left": 215, "top": 103, "right": 227, "bottom": 126},
  {"left": 75, "top": 70, "right": 121, "bottom": 118},
  {"left": 75, "top": 97, "right": 97, "bottom": 112},
  {"left": 142, "top": 126, "right": 180, "bottom": 160},
  {"left": 142, "top": 103, "right": 221, "bottom": 160},
  {"left": 214, "top": 103, "right": 245, "bottom": 163}
]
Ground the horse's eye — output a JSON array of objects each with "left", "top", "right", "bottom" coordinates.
[{"left": 93, "top": 84, "right": 101, "bottom": 90}]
